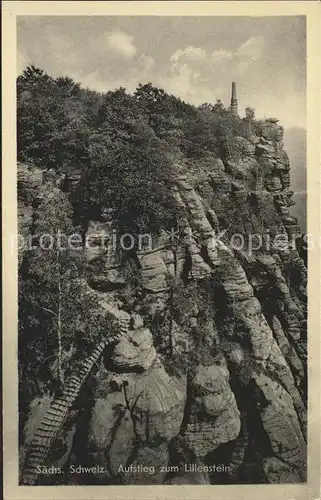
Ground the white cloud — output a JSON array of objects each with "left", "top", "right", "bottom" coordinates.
[
  {"left": 16, "top": 17, "right": 305, "bottom": 129},
  {"left": 157, "top": 63, "right": 214, "bottom": 106},
  {"left": 171, "top": 46, "right": 206, "bottom": 64},
  {"left": 166, "top": 45, "right": 229, "bottom": 105},
  {"left": 236, "top": 36, "right": 264, "bottom": 73},
  {"left": 164, "top": 37, "right": 266, "bottom": 106},
  {"left": 106, "top": 31, "right": 136, "bottom": 58},
  {"left": 211, "top": 49, "right": 233, "bottom": 63},
  {"left": 169, "top": 38, "right": 264, "bottom": 87},
  {"left": 237, "top": 36, "right": 263, "bottom": 60},
  {"left": 19, "top": 28, "right": 266, "bottom": 114}
]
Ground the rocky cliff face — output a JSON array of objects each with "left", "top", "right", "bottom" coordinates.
[{"left": 19, "top": 118, "right": 307, "bottom": 484}]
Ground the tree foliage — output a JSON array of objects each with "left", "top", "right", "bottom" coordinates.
[
  {"left": 18, "top": 187, "right": 116, "bottom": 404},
  {"left": 17, "top": 65, "right": 258, "bottom": 235}
]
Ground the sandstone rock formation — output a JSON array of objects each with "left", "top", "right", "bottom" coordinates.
[
  {"left": 110, "top": 327, "right": 156, "bottom": 372},
  {"left": 185, "top": 360, "right": 241, "bottom": 458},
  {"left": 19, "top": 116, "right": 307, "bottom": 485}
]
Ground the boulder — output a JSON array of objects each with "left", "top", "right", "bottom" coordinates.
[
  {"left": 87, "top": 394, "right": 135, "bottom": 480},
  {"left": 85, "top": 221, "right": 125, "bottom": 291},
  {"left": 185, "top": 360, "right": 241, "bottom": 458},
  {"left": 110, "top": 327, "right": 156, "bottom": 372},
  {"left": 254, "top": 374, "right": 306, "bottom": 480},
  {"left": 99, "top": 360, "right": 186, "bottom": 444},
  {"left": 262, "top": 457, "right": 300, "bottom": 483},
  {"left": 131, "top": 360, "right": 186, "bottom": 441},
  {"left": 139, "top": 251, "right": 169, "bottom": 293},
  {"left": 130, "top": 313, "right": 144, "bottom": 330}
]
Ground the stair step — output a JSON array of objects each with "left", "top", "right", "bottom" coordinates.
[
  {"left": 46, "top": 408, "right": 60, "bottom": 415},
  {"left": 66, "top": 381, "right": 80, "bottom": 388},
  {"left": 42, "top": 413, "right": 56, "bottom": 421},
  {"left": 46, "top": 409, "right": 64, "bottom": 417},
  {"left": 23, "top": 473, "right": 38, "bottom": 482},
  {"left": 67, "top": 380, "right": 80, "bottom": 389},
  {"left": 42, "top": 417, "right": 58, "bottom": 426},
  {"left": 82, "top": 363, "right": 93, "bottom": 371},
  {"left": 51, "top": 399, "right": 68, "bottom": 407},
  {"left": 28, "top": 458, "right": 46, "bottom": 467},
  {"left": 64, "top": 392, "right": 77, "bottom": 401},
  {"left": 26, "top": 457, "right": 46, "bottom": 467},
  {"left": 34, "top": 430, "right": 52, "bottom": 439},
  {"left": 50, "top": 402, "right": 68, "bottom": 411},
  {"left": 26, "top": 450, "right": 44, "bottom": 459},
  {"left": 39, "top": 421, "right": 55, "bottom": 429},
  {"left": 63, "top": 384, "right": 79, "bottom": 394},
  {"left": 33, "top": 437, "right": 51, "bottom": 445},
  {"left": 45, "top": 412, "right": 64, "bottom": 421},
  {"left": 29, "top": 441, "right": 47, "bottom": 449},
  {"left": 64, "top": 385, "right": 78, "bottom": 393},
  {"left": 23, "top": 470, "right": 37, "bottom": 478},
  {"left": 21, "top": 334, "right": 121, "bottom": 486},
  {"left": 91, "top": 352, "right": 102, "bottom": 358}
]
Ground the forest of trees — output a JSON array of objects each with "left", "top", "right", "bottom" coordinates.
[{"left": 18, "top": 65, "right": 258, "bottom": 235}]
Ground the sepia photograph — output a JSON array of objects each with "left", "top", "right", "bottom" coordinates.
[{"left": 2, "top": 2, "right": 320, "bottom": 499}]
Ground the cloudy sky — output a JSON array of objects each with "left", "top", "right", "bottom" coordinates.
[{"left": 17, "top": 16, "right": 306, "bottom": 129}]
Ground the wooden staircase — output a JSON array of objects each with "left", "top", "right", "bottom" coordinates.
[{"left": 21, "top": 309, "right": 130, "bottom": 485}]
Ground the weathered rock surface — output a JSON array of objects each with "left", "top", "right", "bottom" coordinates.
[
  {"left": 254, "top": 374, "right": 307, "bottom": 481},
  {"left": 135, "top": 249, "right": 169, "bottom": 293},
  {"left": 271, "top": 316, "right": 304, "bottom": 383},
  {"left": 185, "top": 360, "right": 241, "bottom": 458},
  {"left": 85, "top": 221, "right": 126, "bottom": 291},
  {"left": 87, "top": 393, "right": 135, "bottom": 480},
  {"left": 110, "top": 327, "right": 156, "bottom": 372},
  {"left": 262, "top": 457, "right": 301, "bottom": 483},
  {"left": 21, "top": 395, "right": 76, "bottom": 483},
  {"left": 130, "top": 360, "right": 186, "bottom": 442},
  {"left": 20, "top": 116, "right": 307, "bottom": 485},
  {"left": 122, "top": 443, "right": 169, "bottom": 484},
  {"left": 17, "top": 163, "right": 43, "bottom": 203}
]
